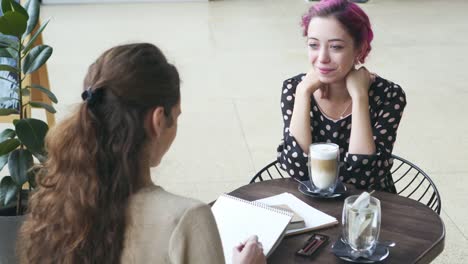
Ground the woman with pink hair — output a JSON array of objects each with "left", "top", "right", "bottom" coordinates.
[{"left": 277, "top": 0, "right": 406, "bottom": 193}]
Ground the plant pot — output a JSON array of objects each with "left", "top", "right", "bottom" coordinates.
[
  {"left": 0, "top": 205, "right": 18, "bottom": 217},
  {"left": 0, "top": 215, "right": 24, "bottom": 264},
  {"left": 0, "top": 191, "right": 29, "bottom": 263}
]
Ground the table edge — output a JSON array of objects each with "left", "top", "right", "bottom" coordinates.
[{"left": 415, "top": 217, "right": 446, "bottom": 264}]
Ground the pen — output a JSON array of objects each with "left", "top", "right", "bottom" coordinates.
[{"left": 303, "top": 239, "right": 317, "bottom": 253}]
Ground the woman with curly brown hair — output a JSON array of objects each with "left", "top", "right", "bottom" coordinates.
[{"left": 18, "top": 43, "right": 265, "bottom": 264}]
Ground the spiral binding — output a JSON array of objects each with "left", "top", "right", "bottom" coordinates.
[{"left": 221, "top": 194, "right": 294, "bottom": 217}]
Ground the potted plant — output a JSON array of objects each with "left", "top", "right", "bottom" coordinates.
[{"left": 0, "top": 0, "right": 55, "bottom": 261}]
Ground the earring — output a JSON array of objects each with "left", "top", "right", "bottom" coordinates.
[{"left": 354, "top": 57, "right": 360, "bottom": 65}]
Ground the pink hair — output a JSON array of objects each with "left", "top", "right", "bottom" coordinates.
[{"left": 301, "top": 0, "right": 374, "bottom": 64}]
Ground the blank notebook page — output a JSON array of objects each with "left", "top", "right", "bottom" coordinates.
[
  {"left": 211, "top": 194, "right": 292, "bottom": 264},
  {"left": 256, "top": 192, "right": 338, "bottom": 236}
]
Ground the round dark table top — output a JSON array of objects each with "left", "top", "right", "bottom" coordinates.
[{"left": 228, "top": 178, "right": 445, "bottom": 264}]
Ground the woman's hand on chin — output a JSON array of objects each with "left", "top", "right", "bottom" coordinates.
[
  {"left": 346, "top": 67, "right": 373, "bottom": 100},
  {"left": 297, "top": 68, "right": 324, "bottom": 96}
]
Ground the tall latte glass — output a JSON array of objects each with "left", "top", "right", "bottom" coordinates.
[{"left": 308, "top": 143, "right": 339, "bottom": 195}]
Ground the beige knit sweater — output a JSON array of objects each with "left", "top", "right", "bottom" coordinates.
[{"left": 121, "top": 185, "right": 225, "bottom": 264}]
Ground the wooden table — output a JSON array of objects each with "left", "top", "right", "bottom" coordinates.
[{"left": 228, "top": 178, "right": 445, "bottom": 264}]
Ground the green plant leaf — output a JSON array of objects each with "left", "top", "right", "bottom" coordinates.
[
  {"left": 0, "top": 154, "right": 8, "bottom": 171},
  {"left": 14, "top": 118, "right": 48, "bottom": 155},
  {"left": 29, "top": 101, "right": 56, "bottom": 113},
  {"left": 0, "top": 176, "right": 17, "bottom": 206},
  {"left": 0, "top": 128, "right": 16, "bottom": 171},
  {"left": 0, "top": 48, "right": 16, "bottom": 58},
  {"left": 0, "top": 109, "right": 18, "bottom": 116},
  {"left": 1, "top": 0, "right": 13, "bottom": 13},
  {"left": 8, "top": 149, "right": 34, "bottom": 186},
  {"left": 0, "top": 34, "right": 19, "bottom": 49},
  {"left": 27, "top": 84, "right": 57, "bottom": 103},
  {"left": 0, "top": 129, "right": 16, "bottom": 141},
  {"left": 22, "top": 45, "right": 52, "bottom": 74},
  {"left": 0, "top": 63, "right": 19, "bottom": 73},
  {"left": 0, "top": 11, "right": 28, "bottom": 37},
  {"left": 0, "top": 129, "right": 15, "bottom": 171},
  {"left": 23, "top": 0, "right": 39, "bottom": 38},
  {"left": 3, "top": 0, "right": 29, "bottom": 21},
  {"left": 22, "top": 17, "right": 49, "bottom": 54},
  {"left": 0, "top": 138, "right": 20, "bottom": 156}
]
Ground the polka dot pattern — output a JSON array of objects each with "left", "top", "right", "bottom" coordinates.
[{"left": 277, "top": 74, "right": 406, "bottom": 193}]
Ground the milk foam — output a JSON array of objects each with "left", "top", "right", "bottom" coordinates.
[{"left": 309, "top": 143, "right": 339, "bottom": 160}]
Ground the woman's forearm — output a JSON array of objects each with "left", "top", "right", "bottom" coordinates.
[
  {"left": 348, "top": 96, "right": 376, "bottom": 155},
  {"left": 289, "top": 86, "right": 313, "bottom": 153}
]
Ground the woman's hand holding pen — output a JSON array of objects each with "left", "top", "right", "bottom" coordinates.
[{"left": 232, "top": 235, "right": 266, "bottom": 264}]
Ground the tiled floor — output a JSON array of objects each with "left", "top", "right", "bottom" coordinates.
[{"left": 1, "top": 0, "right": 466, "bottom": 262}]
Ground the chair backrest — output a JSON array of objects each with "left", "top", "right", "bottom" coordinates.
[
  {"left": 390, "top": 155, "right": 441, "bottom": 215},
  {"left": 249, "top": 160, "right": 286, "bottom": 184},
  {"left": 250, "top": 155, "right": 442, "bottom": 215}
]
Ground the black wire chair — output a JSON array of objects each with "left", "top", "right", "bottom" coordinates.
[
  {"left": 390, "top": 155, "right": 441, "bottom": 215},
  {"left": 250, "top": 154, "right": 441, "bottom": 215},
  {"left": 249, "top": 160, "right": 286, "bottom": 184}
]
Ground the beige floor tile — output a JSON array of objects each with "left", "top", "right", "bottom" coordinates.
[
  {"left": 150, "top": 99, "right": 255, "bottom": 190},
  {"left": 393, "top": 90, "right": 468, "bottom": 174},
  {"left": 367, "top": 0, "right": 468, "bottom": 44},
  {"left": 173, "top": 52, "right": 301, "bottom": 101},
  {"left": 368, "top": 45, "right": 468, "bottom": 94},
  {"left": 431, "top": 172, "right": 468, "bottom": 237},
  {"left": 432, "top": 211, "right": 468, "bottom": 264},
  {"left": 233, "top": 98, "right": 283, "bottom": 172},
  {"left": 153, "top": 179, "right": 246, "bottom": 204},
  {"left": 41, "top": 3, "right": 215, "bottom": 120}
]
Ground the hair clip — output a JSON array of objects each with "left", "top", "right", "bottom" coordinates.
[
  {"left": 81, "top": 87, "right": 103, "bottom": 106},
  {"left": 81, "top": 87, "right": 93, "bottom": 101}
]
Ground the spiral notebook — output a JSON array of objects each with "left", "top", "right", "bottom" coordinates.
[
  {"left": 256, "top": 192, "right": 338, "bottom": 236},
  {"left": 211, "top": 194, "right": 293, "bottom": 264}
]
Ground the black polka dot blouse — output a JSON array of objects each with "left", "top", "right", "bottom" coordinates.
[{"left": 277, "top": 73, "right": 406, "bottom": 193}]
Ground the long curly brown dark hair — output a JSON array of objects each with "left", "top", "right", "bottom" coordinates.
[{"left": 18, "top": 43, "right": 180, "bottom": 264}]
